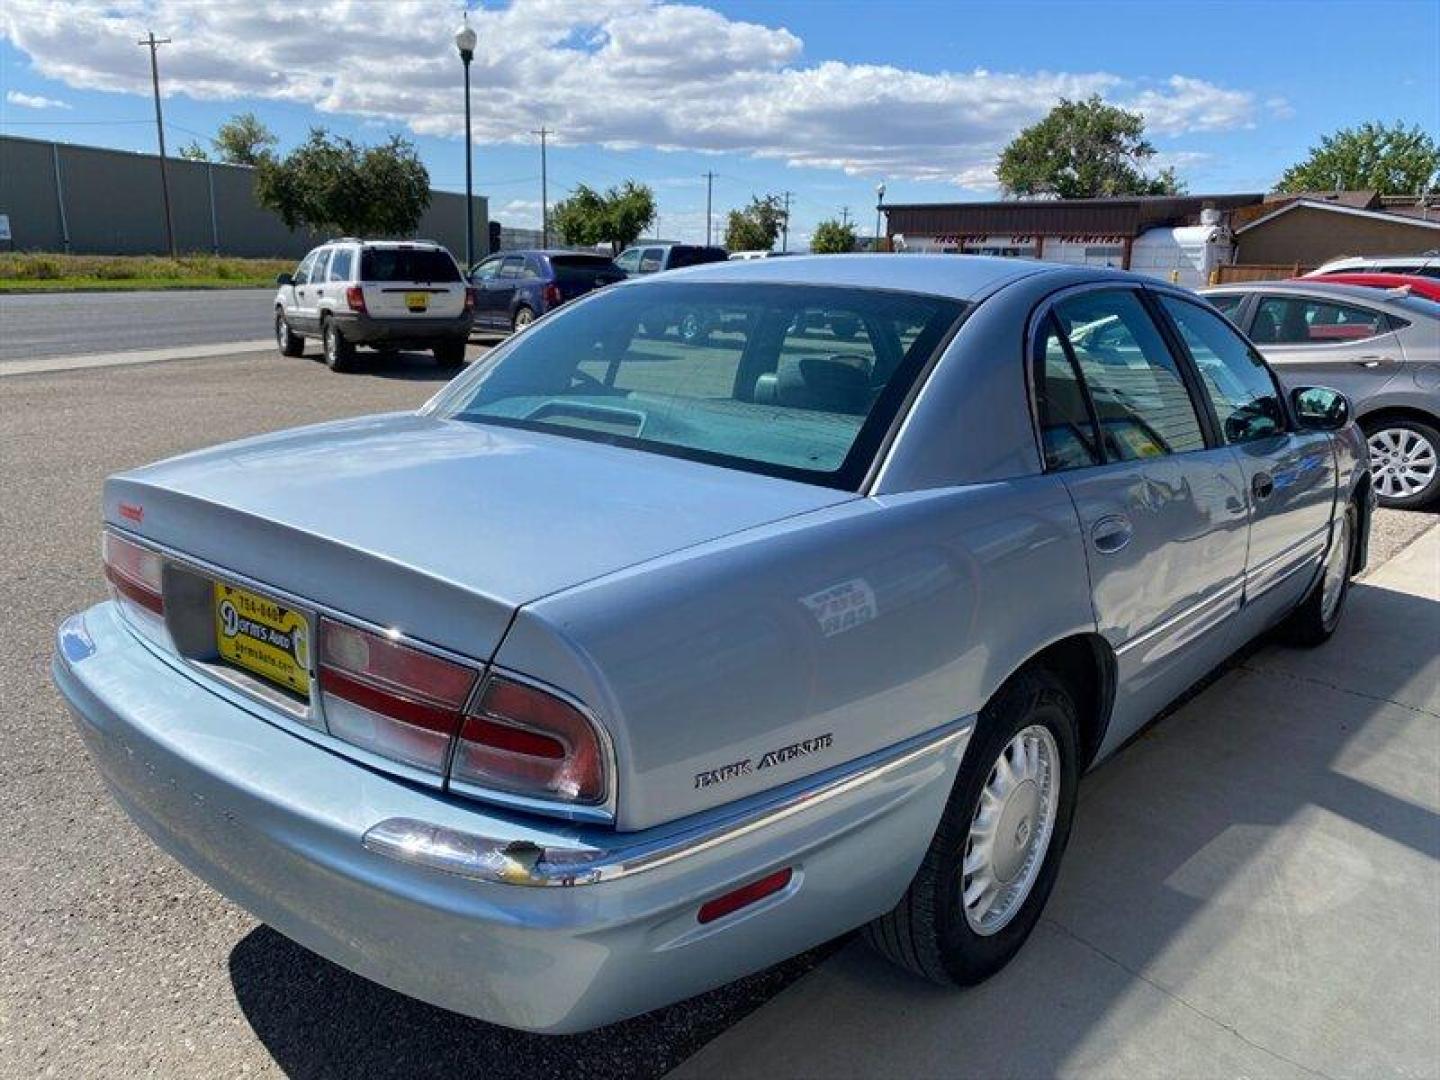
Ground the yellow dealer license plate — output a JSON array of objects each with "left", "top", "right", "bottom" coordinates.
[
  {"left": 214, "top": 583, "right": 311, "bottom": 695},
  {"left": 405, "top": 292, "right": 429, "bottom": 312}
]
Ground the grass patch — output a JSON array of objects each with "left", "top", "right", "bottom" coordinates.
[{"left": 0, "top": 251, "right": 292, "bottom": 291}]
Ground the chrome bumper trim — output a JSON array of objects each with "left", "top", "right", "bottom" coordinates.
[{"left": 363, "top": 718, "right": 973, "bottom": 887}]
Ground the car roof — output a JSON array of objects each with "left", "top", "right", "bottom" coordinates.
[
  {"left": 1200, "top": 279, "right": 1426, "bottom": 312},
  {"left": 328, "top": 238, "right": 449, "bottom": 251},
  {"left": 662, "top": 253, "right": 1124, "bottom": 301},
  {"left": 491, "top": 249, "right": 611, "bottom": 258}
]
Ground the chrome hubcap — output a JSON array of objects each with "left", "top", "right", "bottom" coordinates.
[
  {"left": 1321, "top": 512, "right": 1351, "bottom": 622},
  {"left": 1368, "top": 427, "right": 1437, "bottom": 500},
  {"left": 962, "top": 724, "right": 1059, "bottom": 936}
]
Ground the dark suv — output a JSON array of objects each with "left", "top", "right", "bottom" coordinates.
[
  {"left": 469, "top": 251, "right": 625, "bottom": 332},
  {"left": 614, "top": 243, "right": 729, "bottom": 277}
]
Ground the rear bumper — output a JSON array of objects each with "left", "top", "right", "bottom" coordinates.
[
  {"left": 332, "top": 312, "right": 472, "bottom": 345},
  {"left": 54, "top": 602, "right": 969, "bottom": 1033}
]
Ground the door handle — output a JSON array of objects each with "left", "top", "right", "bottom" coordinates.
[
  {"left": 1091, "top": 515, "right": 1133, "bottom": 554},
  {"left": 1252, "top": 472, "right": 1275, "bottom": 501},
  {"left": 1356, "top": 355, "right": 1395, "bottom": 368}
]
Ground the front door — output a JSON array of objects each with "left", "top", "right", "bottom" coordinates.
[
  {"left": 286, "top": 250, "right": 320, "bottom": 331},
  {"left": 1037, "top": 287, "right": 1250, "bottom": 756},
  {"left": 1245, "top": 292, "right": 1406, "bottom": 405},
  {"left": 1156, "top": 293, "right": 1337, "bottom": 632}
]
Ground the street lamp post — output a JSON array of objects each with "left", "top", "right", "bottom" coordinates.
[
  {"left": 455, "top": 18, "right": 478, "bottom": 267},
  {"left": 874, "top": 181, "right": 886, "bottom": 253}
]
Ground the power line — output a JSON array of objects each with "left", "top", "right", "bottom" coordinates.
[{"left": 137, "top": 30, "right": 175, "bottom": 257}]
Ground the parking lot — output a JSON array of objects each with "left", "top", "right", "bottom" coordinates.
[{"left": 1, "top": 336, "right": 1436, "bottom": 1078}]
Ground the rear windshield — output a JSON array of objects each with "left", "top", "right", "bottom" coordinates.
[
  {"left": 669, "top": 246, "right": 729, "bottom": 268},
  {"left": 550, "top": 255, "right": 623, "bottom": 282},
  {"left": 360, "top": 248, "right": 461, "bottom": 283},
  {"left": 429, "top": 282, "right": 967, "bottom": 488}
]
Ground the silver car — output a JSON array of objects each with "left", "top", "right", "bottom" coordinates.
[
  {"left": 55, "top": 256, "right": 1370, "bottom": 1033},
  {"left": 1202, "top": 281, "right": 1440, "bottom": 508}
]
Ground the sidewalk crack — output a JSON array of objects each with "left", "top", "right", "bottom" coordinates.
[
  {"left": 1235, "top": 663, "right": 1440, "bottom": 720},
  {"left": 1040, "top": 917, "right": 1341, "bottom": 1080}
]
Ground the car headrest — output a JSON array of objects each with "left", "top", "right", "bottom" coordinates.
[{"left": 754, "top": 354, "right": 873, "bottom": 414}]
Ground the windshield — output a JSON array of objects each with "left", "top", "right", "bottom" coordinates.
[
  {"left": 360, "top": 248, "right": 461, "bottom": 283},
  {"left": 430, "top": 282, "right": 967, "bottom": 488}
]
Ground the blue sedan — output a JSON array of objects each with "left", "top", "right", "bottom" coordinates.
[
  {"left": 469, "top": 249, "right": 624, "bottom": 333},
  {"left": 54, "top": 255, "right": 1370, "bottom": 1032}
]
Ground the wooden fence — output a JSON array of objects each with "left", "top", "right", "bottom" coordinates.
[{"left": 1212, "top": 262, "right": 1316, "bottom": 284}]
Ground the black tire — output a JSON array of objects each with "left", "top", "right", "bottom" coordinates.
[
  {"left": 321, "top": 316, "right": 356, "bottom": 373},
  {"left": 1362, "top": 417, "right": 1440, "bottom": 509},
  {"left": 275, "top": 309, "right": 305, "bottom": 357},
  {"left": 512, "top": 306, "right": 536, "bottom": 333},
  {"left": 864, "top": 667, "right": 1079, "bottom": 986},
  {"left": 1281, "top": 501, "right": 1356, "bottom": 647},
  {"left": 432, "top": 340, "right": 467, "bottom": 368}
]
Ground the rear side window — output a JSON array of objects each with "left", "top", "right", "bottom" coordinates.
[
  {"left": 360, "top": 248, "right": 461, "bottom": 283},
  {"left": 1251, "top": 297, "right": 1385, "bottom": 344},
  {"left": 1050, "top": 290, "right": 1206, "bottom": 461},
  {"left": 670, "top": 246, "right": 729, "bottom": 269},
  {"left": 328, "top": 248, "right": 353, "bottom": 282},
  {"left": 1034, "top": 318, "right": 1101, "bottom": 470},
  {"left": 1159, "top": 296, "right": 1285, "bottom": 444}
]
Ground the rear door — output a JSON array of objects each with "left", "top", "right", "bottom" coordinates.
[
  {"left": 1155, "top": 293, "right": 1337, "bottom": 628},
  {"left": 1037, "top": 286, "right": 1251, "bottom": 754},
  {"left": 360, "top": 247, "right": 466, "bottom": 320},
  {"left": 1246, "top": 292, "right": 1405, "bottom": 404}
]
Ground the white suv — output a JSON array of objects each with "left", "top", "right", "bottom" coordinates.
[
  {"left": 1309, "top": 254, "right": 1440, "bottom": 279},
  {"left": 274, "top": 239, "right": 476, "bottom": 372}
]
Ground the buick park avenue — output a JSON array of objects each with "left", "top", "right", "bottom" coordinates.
[{"left": 54, "top": 256, "right": 1371, "bottom": 1033}]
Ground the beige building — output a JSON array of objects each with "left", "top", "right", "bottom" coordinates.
[{"left": 1234, "top": 195, "right": 1440, "bottom": 269}]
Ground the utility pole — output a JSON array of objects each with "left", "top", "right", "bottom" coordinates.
[
  {"left": 781, "top": 191, "right": 792, "bottom": 252},
  {"left": 839, "top": 205, "right": 852, "bottom": 229},
  {"left": 532, "top": 126, "right": 552, "bottom": 246},
  {"left": 703, "top": 170, "right": 716, "bottom": 246},
  {"left": 138, "top": 31, "right": 176, "bottom": 257}
]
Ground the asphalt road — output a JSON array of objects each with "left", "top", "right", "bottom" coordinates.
[
  {"left": 0, "top": 288, "right": 274, "bottom": 363},
  {"left": 0, "top": 348, "right": 830, "bottom": 1080}
]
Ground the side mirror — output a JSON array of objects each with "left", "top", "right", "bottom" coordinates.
[
  {"left": 1291, "top": 386, "right": 1351, "bottom": 431},
  {"left": 276, "top": 272, "right": 293, "bottom": 286}
]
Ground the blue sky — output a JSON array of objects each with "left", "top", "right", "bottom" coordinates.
[{"left": 2, "top": 1, "right": 1436, "bottom": 245}]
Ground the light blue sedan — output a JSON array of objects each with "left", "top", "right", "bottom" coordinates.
[{"left": 54, "top": 255, "right": 1371, "bottom": 1033}]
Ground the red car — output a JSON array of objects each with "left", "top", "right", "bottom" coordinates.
[{"left": 1295, "top": 271, "right": 1440, "bottom": 302}]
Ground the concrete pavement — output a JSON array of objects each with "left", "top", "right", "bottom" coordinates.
[{"left": 671, "top": 525, "right": 1440, "bottom": 1080}]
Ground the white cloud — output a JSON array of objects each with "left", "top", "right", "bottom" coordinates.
[
  {"left": 0, "top": 0, "right": 1267, "bottom": 185},
  {"left": 5, "top": 89, "right": 70, "bottom": 109}
]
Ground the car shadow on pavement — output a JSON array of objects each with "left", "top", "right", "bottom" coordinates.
[
  {"left": 228, "top": 924, "right": 842, "bottom": 1080},
  {"left": 230, "top": 579, "right": 1440, "bottom": 1080}
]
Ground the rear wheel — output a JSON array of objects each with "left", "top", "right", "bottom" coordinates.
[
  {"left": 322, "top": 317, "right": 356, "bottom": 373},
  {"left": 275, "top": 309, "right": 304, "bottom": 357},
  {"left": 1282, "top": 501, "right": 1356, "bottom": 646},
  {"left": 512, "top": 306, "right": 536, "bottom": 333},
  {"left": 864, "top": 667, "right": 1079, "bottom": 985},
  {"left": 1364, "top": 418, "right": 1440, "bottom": 508},
  {"left": 432, "top": 340, "right": 467, "bottom": 368}
]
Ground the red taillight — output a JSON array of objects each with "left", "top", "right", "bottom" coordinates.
[
  {"left": 697, "top": 868, "right": 794, "bottom": 924},
  {"left": 464, "top": 286, "right": 479, "bottom": 312},
  {"left": 451, "top": 676, "right": 606, "bottom": 805},
  {"left": 318, "top": 617, "right": 476, "bottom": 773},
  {"left": 543, "top": 282, "right": 561, "bottom": 308},
  {"left": 102, "top": 531, "right": 164, "bottom": 616},
  {"left": 345, "top": 285, "right": 367, "bottom": 313}
]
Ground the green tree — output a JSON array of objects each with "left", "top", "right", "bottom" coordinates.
[
  {"left": 1276, "top": 122, "right": 1440, "bottom": 195},
  {"left": 553, "top": 181, "right": 656, "bottom": 253},
  {"left": 178, "top": 140, "right": 210, "bottom": 162},
  {"left": 213, "top": 112, "right": 278, "bottom": 166},
  {"left": 255, "top": 128, "right": 431, "bottom": 236},
  {"left": 809, "top": 218, "right": 857, "bottom": 254},
  {"left": 997, "top": 95, "right": 1184, "bottom": 198},
  {"left": 724, "top": 195, "right": 787, "bottom": 251}
]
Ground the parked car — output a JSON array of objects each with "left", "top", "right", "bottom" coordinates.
[
  {"left": 1291, "top": 272, "right": 1440, "bottom": 303},
  {"left": 1202, "top": 280, "right": 1440, "bottom": 508},
  {"left": 274, "top": 239, "right": 474, "bottom": 372},
  {"left": 613, "top": 242, "right": 729, "bottom": 276},
  {"left": 57, "top": 256, "right": 1370, "bottom": 1034},
  {"left": 1309, "top": 254, "right": 1440, "bottom": 279},
  {"left": 729, "top": 250, "right": 793, "bottom": 259},
  {"left": 469, "top": 250, "right": 625, "bottom": 333}
]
